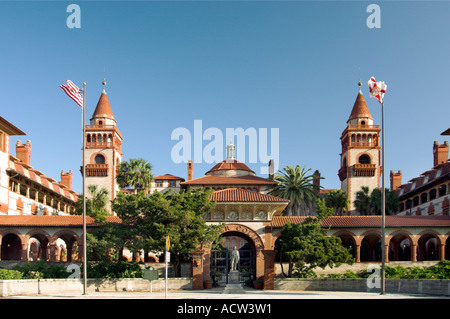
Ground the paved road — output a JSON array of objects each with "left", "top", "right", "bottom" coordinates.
[{"left": 5, "top": 286, "right": 447, "bottom": 299}]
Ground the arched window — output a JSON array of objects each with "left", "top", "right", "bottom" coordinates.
[
  {"left": 94, "top": 154, "right": 106, "bottom": 164},
  {"left": 358, "top": 154, "right": 371, "bottom": 164},
  {"left": 421, "top": 192, "right": 428, "bottom": 204},
  {"left": 87, "top": 134, "right": 91, "bottom": 143},
  {"left": 438, "top": 184, "right": 447, "bottom": 197}
]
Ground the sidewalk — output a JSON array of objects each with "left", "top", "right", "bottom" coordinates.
[{"left": 5, "top": 286, "right": 446, "bottom": 299}]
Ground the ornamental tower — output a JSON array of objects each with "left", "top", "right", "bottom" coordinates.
[
  {"left": 339, "top": 82, "right": 381, "bottom": 213},
  {"left": 84, "top": 80, "right": 123, "bottom": 206}
]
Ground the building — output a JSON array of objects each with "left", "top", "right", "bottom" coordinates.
[
  {"left": 0, "top": 117, "right": 78, "bottom": 217},
  {"left": 339, "top": 83, "right": 381, "bottom": 213},
  {"left": 392, "top": 141, "right": 449, "bottom": 216},
  {"left": 84, "top": 83, "right": 123, "bottom": 205},
  {"left": 151, "top": 174, "right": 185, "bottom": 193}
]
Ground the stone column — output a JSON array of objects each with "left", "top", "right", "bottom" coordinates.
[
  {"left": 262, "top": 250, "right": 277, "bottom": 290},
  {"left": 411, "top": 244, "right": 417, "bottom": 262},
  {"left": 355, "top": 244, "right": 361, "bottom": 263},
  {"left": 192, "top": 249, "right": 204, "bottom": 290}
]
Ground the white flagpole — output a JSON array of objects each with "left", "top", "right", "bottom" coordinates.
[
  {"left": 82, "top": 82, "right": 87, "bottom": 295},
  {"left": 381, "top": 99, "right": 386, "bottom": 295}
]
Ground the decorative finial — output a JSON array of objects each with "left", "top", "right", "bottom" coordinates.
[
  {"left": 102, "top": 68, "right": 107, "bottom": 93},
  {"left": 358, "top": 69, "right": 362, "bottom": 94}
]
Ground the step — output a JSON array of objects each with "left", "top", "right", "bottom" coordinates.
[{"left": 222, "top": 283, "right": 246, "bottom": 294}]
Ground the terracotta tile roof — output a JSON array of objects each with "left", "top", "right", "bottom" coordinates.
[
  {"left": 396, "top": 161, "right": 450, "bottom": 198},
  {"left": 348, "top": 92, "right": 373, "bottom": 122},
  {"left": 154, "top": 174, "right": 185, "bottom": 181},
  {"left": 0, "top": 215, "right": 121, "bottom": 226},
  {"left": 7, "top": 158, "right": 78, "bottom": 202},
  {"left": 91, "top": 92, "right": 115, "bottom": 121},
  {"left": 271, "top": 215, "right": 450, "bottom": 228},
  {"left": 205, "top": 160, "right": 255, "bottom": 175},
  {"left": 181, "top": 174, "right": 276, "bottom": 186},
  {"left": 209, "top": 188, "right": 289, "bottom": 203}
]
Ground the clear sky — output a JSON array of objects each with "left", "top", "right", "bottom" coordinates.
[{"left": 1, "top": 1, "right": 449, "bottom": 194}]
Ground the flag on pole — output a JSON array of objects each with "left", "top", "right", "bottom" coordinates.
[
  {"left": 368, "top": 76, "right": 387, "bottom": 104},
  {"left": 60, "top": 80, "right": 83, "bottom": 107}
]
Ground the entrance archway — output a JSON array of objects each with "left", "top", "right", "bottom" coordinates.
[
  {"left": 205, "top": 223, "right": 265, "bottom": 288},
  {"left": 1, "top": 233, "right": 22, "bottom": 260},
  {"left": 210, "top": 231, "right": 256, "bottom": 286}
]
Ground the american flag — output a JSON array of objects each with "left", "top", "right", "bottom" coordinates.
[{"left": 60, "top": 80, "right": 83, "bottom": 107}]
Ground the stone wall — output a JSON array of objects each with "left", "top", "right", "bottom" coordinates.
[
  {"left": 274, "top": 278, "right": 450, "bottom": 296},
  {"left": 0, "top": 277, "right": 192, "bottom": 297}
]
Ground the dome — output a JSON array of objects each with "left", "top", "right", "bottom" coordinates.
[{"left": 205, "top": 159, "right": 256, "bottom": 177}]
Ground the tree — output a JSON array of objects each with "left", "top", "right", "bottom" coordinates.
[
  {"left": 74, "top": 185, "right": 109, "bottom": 223},
  {"left": 111, "top": 188, "right": 223, "bottom": 276},
  {"left": 354, "top": 186, "right": 400, "bottom": 215},
  {"left": 268, "top": 165, "right": 321, "bottom": 216},
  {"left": 116, "top": 158, "right": 153, "bottom": 193},
  {"left": 369, "top": 188, "right": 400, "bottom": 215},
  {"left": 324, "top": 189, "right": 350, "bottom": 216},
  {"left": 278, "top": 199, "right": 354, "bottom": 277},
  {"left": 354, "top": 186, "right": 371, "bottom": 215}
]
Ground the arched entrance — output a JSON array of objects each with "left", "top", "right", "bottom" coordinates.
[
  {"left": 1, "top": 233, "right": 22, "bottom": 260},
  {"left": 208, "top": 223, "right": 265, "bottom": 287},
  {"left": 210, "top": 231, "right": 256, "bottom": 286}
]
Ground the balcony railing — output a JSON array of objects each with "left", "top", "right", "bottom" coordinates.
[
  {"left": 85, "top": 164, "right": 109, "bottom": 177},
  {"left": 353, "top": 164, "right": 376, "bottom": 177}
]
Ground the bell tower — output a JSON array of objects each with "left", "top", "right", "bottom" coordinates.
[
  {"left": 84, "top": 79, "right": 123, "bottom": 206},
  {"left": 339, "top": 82, "right": 381, "bottom": 213}
]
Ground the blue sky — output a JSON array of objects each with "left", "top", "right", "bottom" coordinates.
[{"left": 1, "top": 1, "right": 449, "bottom": 194}]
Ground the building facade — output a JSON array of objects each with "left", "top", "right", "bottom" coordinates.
[{"left": 339, "top": 85, "right": 381, "bottom": 213}]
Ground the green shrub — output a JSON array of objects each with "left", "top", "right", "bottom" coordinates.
[
  {"left": 13, "top": 260, "right": 68, "bottom": 279},
  {"left": 86, "top": 261, "right": 143, "bottom": 279},
  {"left": 0, "top": 268, "right": 23, "bottom": 280}
]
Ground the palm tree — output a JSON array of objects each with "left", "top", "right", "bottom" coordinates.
[
  {"left": 369, "top": 188, "right": 400, "bottom": 215},
  {"left": 324, "top": 189, "right": 350, "bottom": 216},
  {"left": 268, "top": 165, "right": 320, "bottom": 216},
  {"left": 75, "top": 185, "right": 109, "bottom": 223},
  {"left": 116, "top": 158, "right": 153, "bottom": 193},
  {"left": 354, "top": 186, "right": 371, "bottom": 215}
]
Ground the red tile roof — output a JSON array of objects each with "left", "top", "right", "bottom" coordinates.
[
  {"left": 271, "top": 215, "right": 450, "bottom": 228},
  {"left": 154, "top": 174, "right": 185, "bottom": 181},
  {"left": 91, "top": 92, "right": 115, "bottom": 121},
  {"left": 348, "top": 92, "right": 373, "bottom": 122},
  {"left": 205, "top": 160, "right": 255, "bottom": 175},
  {"left": 210, "top": 188, "right": 289, "bottom": 203},
  {"left": 181, "top": 174, "right": 276, "bottom": 186},
  {"left": 0, "top": 215, "right": 121, "bottom": 226}
]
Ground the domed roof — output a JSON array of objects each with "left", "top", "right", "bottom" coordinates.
[{"left": 205, "top": 159, "right": 256, "bottom": 176}]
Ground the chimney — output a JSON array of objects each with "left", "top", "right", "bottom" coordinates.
[
  {"left": 187, "top": 160, "right": 193, "bottom": 181},
  {"left": 313, "top": 170, "right": 321, "bottom": 194},
  {"left": 433, "top": 141, "right": 449, "bottom": 167},
  {"left": 61, "top": 170, "right": 73, "bottom": 190},
  {"left": 390, "top": 170, "right": 402, "bottom": 191},
  {"left": 16, "top": 140, "right": 31, "bottom": 165},
  {"left": 268, "top": 159, "right": 274, "bottom": 180}
]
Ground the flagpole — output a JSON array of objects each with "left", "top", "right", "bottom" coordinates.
[
  {"left": 381, "top": 100, "right": 386, "bottom": 295},
  {"left": 82, "top": 82, "right": 87, "bottom": 295}
]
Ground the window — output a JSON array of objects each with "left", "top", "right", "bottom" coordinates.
[
  {"left": 169, "top": 181, "right": 176, "bottom": 187},
  {"left": 438, "top": 184, "right": 447, "bottom": 197},
  {"left": 358, "top": 154, "right": 371, "bottom": 164},
  {"left": 156, "top": 181, "right": 163, "bottom": 187},
  {"left": 94, "top": 154, "right": 106, "bottom": 164}
]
